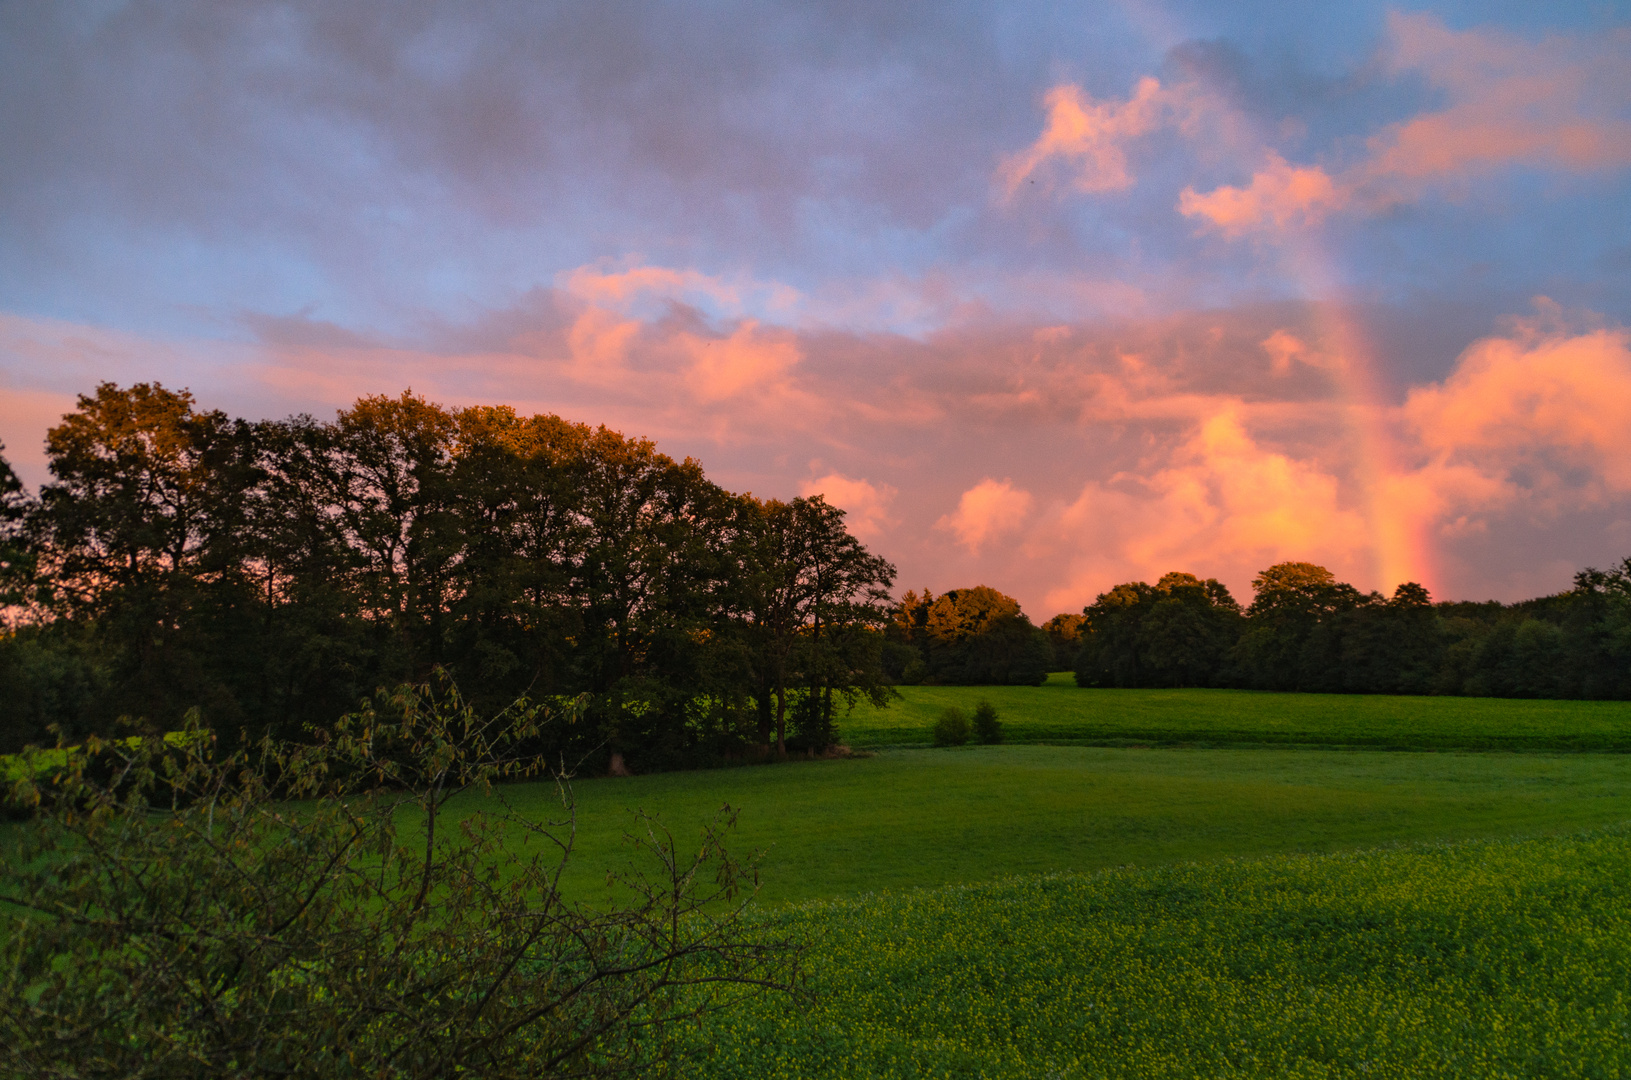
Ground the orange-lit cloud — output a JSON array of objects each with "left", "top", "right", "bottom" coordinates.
[
  {"left": 999, "top": 78, "right": 1169, "bottom": 197},
  {"left": 1365, "top": 13, "right": 1631, "bottom": 189},
  {"left": 800, "top": 472, "right": 898, "bottom": 540},
  {"left": 938, "top": 478, "right": 1034, "bottom": 551},
  {"left": 1404, "top": 313, "right": 1631, "bottom": 498},
  {"left": 1042, "top": 408, "right": 1370, "bottom": 611},
  {"left": 560, "top": 261, "right": 801, "bottom": 321},
  {"left": 564, "top": 307, "right": 640, "bottom": 385},
  {"left": 1261, "top": 329, "right": 1344, "bottom": 375},
  {"left": 1179, "top": 153, "right": 1344, "bottom": 237},
  {"left": 8, "top": 294, "right": 1631, "bottom": 615},
  {"left": 1178, "top": 15, "right": 1631, "bottom": 239},
  {"left": 678, "top": 320, "right": 801, "bottom": 402}
]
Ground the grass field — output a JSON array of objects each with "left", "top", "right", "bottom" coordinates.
[
  {"left": 13, "top": 686, "right": 1631, "bottom": 1076},
  {"left": 667, "top": 828, "right": 1631, "bottom": 1078},
  {"left": 465, "top": 744, "right": 1631, "bottom": 906},
  {"left": 835, "top": 673, "right": 1631, "bottom": 751}
]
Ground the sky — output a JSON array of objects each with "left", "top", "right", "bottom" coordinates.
[{"left": 3, "top": 0, "right": 1631, "bottom": 617}]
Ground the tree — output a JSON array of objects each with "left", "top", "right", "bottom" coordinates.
[
  {"left": 1232, "top": 562, "right": 1362, "bottom": 691},
  {"left": 438, "top": 407, "right": 595, "bottom": 716},
  {"left": 569, "top": 427, "right": 742, "bottom": 770},
  {"left": 1041, "top": 613, "right": 1084, "bottom": 671},
  {"left": 895, "top": 586, "right": 1051, "bottom": 686},
  {"left": 739, "top": 496, "right": 895, "bottom": 757},
  {"left": 1, "top": 676, "right": 799, "bottom": 1078},
  {"left": 0, "top": 442, "right": 36, "bottom": 612},
  {"left": 1334, "top": 582, "right": 1442, "bottom": 694},
  {"left": 1073, "top": 581, "right": 1154, "bottom": 687},
  {"left": 28, "top": 383, "right": 264, "bottom": 740},
  {"left": 1074, "top": 573, "right": 1241, "bottom": 688}
]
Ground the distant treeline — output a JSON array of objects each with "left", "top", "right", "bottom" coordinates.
[
  {"left": 0, "top": 383, "right": 897, "bottom": 765},
  {"left": 1055, "top": 563, "right": 1631, "bottom": 699},
  {"left": 883, "top": 586, "right": 1054, "bottom": 687}
]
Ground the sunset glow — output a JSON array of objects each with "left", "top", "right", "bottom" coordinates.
[{"left": 3, "top": 2, "right": 1630, "bottom": 615}]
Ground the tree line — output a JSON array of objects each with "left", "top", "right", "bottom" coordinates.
[
  {"left": 1063, "top": 562, "right": 1631, "bottom": 698},
  {"left": 883, "top": 585, "right": 1054, "bottom": 687},
  {"left": 0, "top": 383, "right": 896, "bottom": 764}
]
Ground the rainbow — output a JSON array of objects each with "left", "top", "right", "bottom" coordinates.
[{"left": 1284, "top": 240, "right": 1437, "bottom": 597}]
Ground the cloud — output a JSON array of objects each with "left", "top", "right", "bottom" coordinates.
[
  {"left": 560, "top": 261, "right": 799, "bottom": 321},
  {"left": 1260, "top": 329, "right": 1343, "bottom": 375},
  {"left": 937, "top": 478, "right": 1034, "bottom": 552},
  {"left": 10, "top": 293, "right": 1631, "bottom": 616},
  {"left": 800, "top": 472, "right": 897, "bottom": 540},
  {"left": 1403, "top": 310, "right": 1631, "bottom": 501},
  {"left": 998, "top": 78, "right": 1169, "bottom": 197},
  {"left": 1043, "top": 408, "right": 1370, "bottom": 611},
  {"left": 1178, "top": 153, "right": 1344, "bottom": 237},
  {"left": 678, "top": 320, "right": 801, "bottom": 402},
  {"left": 1178, "top": 14, "right": 1631, "bottom": 239},
  {"left": 1364, "top": 12, "right": 1631, "bottom": 189},
  {"left": 563, "top": 306, "right": 641, "bottom": 385}
]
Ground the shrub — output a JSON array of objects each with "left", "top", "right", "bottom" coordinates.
[
  {"left": 0, "top": 674, "right": 799, "bottom": 1079},
  {"left": 972, "top": 700, "right": 1003, "bottom": 744},
  {"left": 932, "top": 706, "right": 970, "bottom": 746}
]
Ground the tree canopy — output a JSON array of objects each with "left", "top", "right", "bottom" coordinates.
[
  {"left": 1069, "top": 560, "right": 1631, "bottom": 698},
  {"left": 888, "top": 586, "right": 1052, "bottom": 686},
  {"left": 0, "top": 384, "right": 896, "bottom": 764}
]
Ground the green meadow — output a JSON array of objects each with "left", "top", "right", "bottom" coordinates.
[
  {"left": 458, "top": 685, "right": 1631, "bottom": 1075},
  {"left": 835, "top": 672, "right": 1631, "bottom": 751},
  {"left": 488, "top": 742, "right": 1631, "bottom": 907},
  {"left": 669, "top": 828, "right": 1631, "bottom": 1078},
  {"left": 15, "top": 683, "right": 1631, "bottom": 1076}
]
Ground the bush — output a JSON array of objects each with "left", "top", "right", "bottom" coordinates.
[
  {"left": 932, "top": 706, "right": 970, "bottom": 746},
  {"left": 0, "top": 674, "right": 799, "bottom": 1079},
  {"left": 972, "top": 700, "right": 1003, "bottom": 744}
]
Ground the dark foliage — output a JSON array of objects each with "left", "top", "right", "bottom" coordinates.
[
  {"left": 931, "top": 706, "right": 970, "bottom": 746},
  {"left": 1075, "top": 573, "right": 1243, "bottom": 688},
  {"left": 972, "top": 700, "right": 1003, "bottom": 744},
  {"left": 888, "top": 586, "right": 1052, "bottom": 686},
  {"left": 1040, "top": 613, "right": 1084, "bottom": 671},
  {"left": 0, "top": 385, "right": 895, "bottom": 760},
  {"left": 1071, "top": 561, "right": 1631, "bottom": 698},
  {"left": 1, "top": 676, "right": 799, "bottom": 1078}
]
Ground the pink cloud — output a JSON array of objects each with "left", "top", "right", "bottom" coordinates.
[
  {"left": 8, "top": 295, "right": 1631, "bottom": 614},
  {"left": 560, "top": 261, "right": 800, "bottom": 319},
  {"left": 1261, "top": 329, "right": 1344, "bottom": 376},
  {"left": 563, "top": 307, "right": 641, "bottom": 385},
  {"left": 800, "top": 472, "right": 898, "bottom": 540},
  {"left": 1366, "top": 12, "right": 1631, "bottom": 188},
  {"left": 1403, "top": 312, "right": 1631, "bottom": 500},
  {"left": 1041, "top": 408, "right": 1371, "bottom": 612},
  {"left": 678, "top": 320, "right": 801, "bottom": 403},
  {"left": 1178, "top": 153, "right": 1345, "bottom": 237},
  {"left": 999, "top": 78, "right": 1169, "bottom": 197},
  {"left": 1179, "top": 15, "right": 1631, "bottom": 239},
  {"left": 937, "top": 478, "right": 1034, "bottom": 552}
]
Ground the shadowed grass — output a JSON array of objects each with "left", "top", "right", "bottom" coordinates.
[
  {"left": 834, "top": 673, "right": 1631, "bottom": 751},
  {"left": 459, "top": 744, "right": 1631, "bottom": 906}
]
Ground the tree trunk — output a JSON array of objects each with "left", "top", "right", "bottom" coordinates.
[
  {"left": 755, "top": 682, "right": 773, "bottom": 746},
  {"left": 773, "top": 686, "right": 788, "bottom": 760}
]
